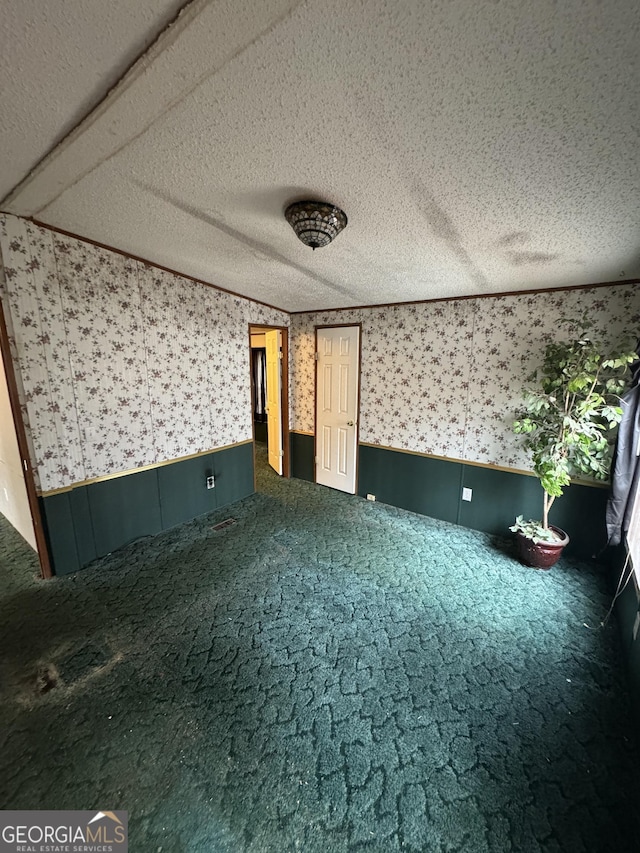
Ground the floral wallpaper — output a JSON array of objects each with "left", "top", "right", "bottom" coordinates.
[
  {"left": 0, "top": 214, "right": 287, "bottom": 492},
  {"left": 0, "top": 219, "right": 84, "bottom": 491},
  {"left": 464, "top": 287, "right": 640, "bottom": 470},
  {"left": 290, "top": 284, "right": 640, "bottom": 473},
  {"left": 55, "top": 235, "right": 155, "bottom": 480},
  {"left": 2, "top": 209, "right": 638, "bottom": 495}
]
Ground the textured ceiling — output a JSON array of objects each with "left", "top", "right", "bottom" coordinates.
[
  {"left": 2, "top": 0, "right": 639, "bottom": 312},
  {"left": 0, "top": 0, "right": 187, "bottom": 202}
]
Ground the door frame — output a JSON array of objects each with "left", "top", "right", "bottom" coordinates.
[
  {"left": 0, "top": 298, "right": 52, "bottom": 579},
  {"left": 248, "top": 323, "right": 290, "bottom": 483},
  {"left": 314, "top": 323, "right": 362, "bottom": 493}
]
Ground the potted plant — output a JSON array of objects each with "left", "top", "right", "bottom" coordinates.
[{"left": 511, "top": 319, "right": 635, "bottom": 569}]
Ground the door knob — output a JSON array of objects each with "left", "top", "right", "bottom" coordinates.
[{"left": 347, "top": 420, "right": 354, "bottom": 426}]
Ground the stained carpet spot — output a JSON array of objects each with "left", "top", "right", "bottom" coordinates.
[
  {"left": 35, "top": 663, "right": 58, "bottom": 694},
  {"left": 58, "top": 643, "right": 110, "bottom": 684}
]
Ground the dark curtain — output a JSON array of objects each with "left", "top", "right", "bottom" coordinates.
[
  {"left": 606, "top": 346, "right": 640, "bottom": 546},
  {"left": 252, "top": 348, "right": 267, "bottom": 422}
]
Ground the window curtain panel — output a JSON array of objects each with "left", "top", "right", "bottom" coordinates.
[
  {"left": 252, "top": 348, "right": 267, "bottom": 422},
  {"left": 606, "top": 346, "right": 640, "bottom": 546}
]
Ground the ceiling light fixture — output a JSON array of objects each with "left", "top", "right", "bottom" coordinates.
[{"left": 284, "top": 200, "right": 348, "bottom": 250}]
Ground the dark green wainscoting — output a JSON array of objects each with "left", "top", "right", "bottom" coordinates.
[
  {"left": 357, "top": 444, "right": 461, "bottom": 524},
  {"left": 360, "top": 445, "right": 609, "bottom": 559},
  {"left": 290, "top": 436, "right": 611, "bottom": 561},
  {"left": 39, "top": 442, "right": 254, "bottom": 576},
  {"left": 290, "top": 432, "right": 315, "bottom": 483},
  {"left": 458, "top": 463, "right": 610, "bottom": 560}
]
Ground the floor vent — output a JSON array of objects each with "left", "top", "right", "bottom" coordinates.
[{"left": 211, "top": 518, "right": 237, "bottom": 531}]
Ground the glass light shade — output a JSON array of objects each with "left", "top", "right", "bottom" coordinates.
[{"left": 284, "top": 201, "right": 348, "bottom": 249}]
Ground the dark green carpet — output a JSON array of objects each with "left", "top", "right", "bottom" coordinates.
[{"left": 1, "top": 444, "right": 638, "bottom": 852}]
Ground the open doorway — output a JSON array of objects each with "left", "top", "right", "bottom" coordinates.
[{"left": 249, "top": 324, "right": 290, "bottom": 482}]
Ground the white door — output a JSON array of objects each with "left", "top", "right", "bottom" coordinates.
[
  {"left": 265, "top": 329, "right": 283, "bottom": 475},
  {"left": 316, "top": 326, "right": 360, "bottom": 493}
]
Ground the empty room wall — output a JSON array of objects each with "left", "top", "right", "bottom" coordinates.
[
  {"left": 289, "top": 285, "right": 640, "bottom": 556},
  {"left": 0, "top": 214, "right": 287, "bottom": 573}
]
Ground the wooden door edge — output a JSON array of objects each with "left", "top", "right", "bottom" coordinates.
[
  {"left": 249, "top": 323, "right": 291, "bottom": 481},
  {"left": 0, "top": 298, "right": 53, "bottom": 578}
]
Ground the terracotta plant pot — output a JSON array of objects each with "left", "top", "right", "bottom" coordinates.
[{"left": 515, "top": 526, "right": 570, "bottom": 569}]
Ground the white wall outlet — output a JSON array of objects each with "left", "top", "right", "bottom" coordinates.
[
  {"left": 633, "top": 611, "right": 640, "bottom": 642},
  {"left": 366, "top": 494, "right": 376, "bottom": 501},
  {"left": 462, "top": 487, "right": 473, "bottom": 502},
  {"left": 206, "top": 475, "right": 215, "bottom": 489}
]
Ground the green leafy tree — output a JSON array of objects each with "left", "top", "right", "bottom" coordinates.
[{"left": 512, "top": 319, "right": 635, "bottom": 541}]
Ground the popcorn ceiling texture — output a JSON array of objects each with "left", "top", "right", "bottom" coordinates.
[
  {"left": 3, "top": 1, "right": 639, "bottom": 311},
  {"left": 0, "top": 214, "right": 287, "bottom": 493},
  {"left": 0, "top": 0, "right": 186, "bottom": 201},
  {"left": 290, "top": 285, "right": 640, "bottom": 472}
]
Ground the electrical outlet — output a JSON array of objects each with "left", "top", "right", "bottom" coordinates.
[
  {"left": 633, "top": 612, "right": 640, "bottom": 642},
  {"left": 366, "top": 494, "right": 376, "bottom": 501},
  {"left": 462, "top": 487, "right": 472, "bottom": 502},
  {"left": 206, "top": 475, "right": 215, "bottom": 490}
]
